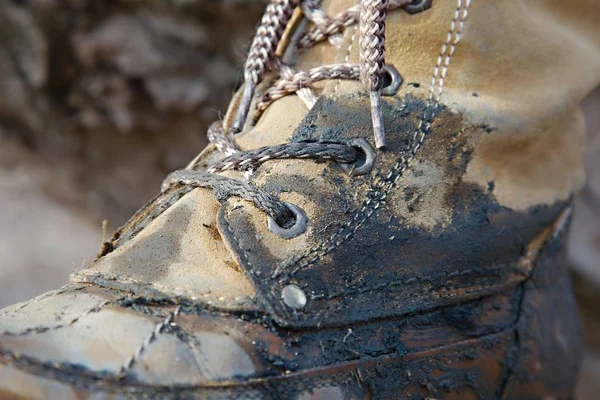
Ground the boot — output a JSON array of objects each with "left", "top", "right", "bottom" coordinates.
[{"left": 1, "top": 0, "right": 599, "bottom": 398}]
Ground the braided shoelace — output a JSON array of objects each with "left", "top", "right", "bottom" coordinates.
[
  {"left": 164, "top": 121, "right": 360, "bottom": 227},
  {"left": 162, "top": 0, "right": 405, "bottom": 229},
  {"left": 235, "top": 0, "right": 405, "bottom": 148}
]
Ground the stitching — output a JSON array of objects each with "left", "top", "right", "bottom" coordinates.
[
  {"left": 310, "top": 263, "right": 512, "bottom": 301},
  {"left": 305, "top": 214, "right": 568, "bottom": 321},
  {"left": 0, "top": 300, "right": 112, "bottom": 337},
  {"left": 430, "top": 0, "right": 471, "bottom": 102},
  {"left": 332, "top": 25, "right": 357, "bottom": 96},
  {"left": 275, "top": 99, "right": 433, "bottom": 280},
  {"left": 8, "top": 284, "right": 74, "bottom": 314},
  {"left": 0, "top": 330, "right": 512, "bottom": 396},
  {"left": 160, "top": 323, "right": 209, "bottom": 376},
  {"left": 307, "top": 271, "right": 507, "bottom": 320},
  {"left": 72, "top": 271, "right": 255, "bottom": 305},
  {"left": 274, "top": 1, "right": 473, "bottom": 282},
  {"left": 119, "top": 306, "right": 181, "bottom": 376}
]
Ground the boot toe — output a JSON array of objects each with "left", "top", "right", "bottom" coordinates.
[{"left": 0, "top": 284, "right": 271, "bottom": 391}]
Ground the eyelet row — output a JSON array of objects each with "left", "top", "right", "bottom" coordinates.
[
  {"left": 267, "top": 137, "right": 377, "bottom": 241},
  {"left": 274, "top": 0, "right": 433, "bottom": 310}
]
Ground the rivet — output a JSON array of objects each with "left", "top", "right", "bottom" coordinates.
[{"left": 281, "top": 284, "right": 307, "bottom": 309}]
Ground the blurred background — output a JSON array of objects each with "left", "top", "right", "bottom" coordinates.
[
  {"left": 0, "top": 0, "right": 598, "bottom": 398},
  {"left": 0, "top": 0, "right": 263, "bottom": 303}
]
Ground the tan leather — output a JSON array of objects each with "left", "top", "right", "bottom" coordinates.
[
  {"left": 0, "top": 0, "right": 598, "bottom": 397},
  {"left": 74, "top": 188, "right": 257, "bottom": 305},
  {"left": 240, "top": 0, "right": 600, "bottom": 212},
  {"left": 0, "top": 285, "right": 270, "bottom": 385}
]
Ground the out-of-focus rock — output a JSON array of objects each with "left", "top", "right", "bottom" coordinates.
[
  {"left": 572, "top": 87, "right": 600, "bottom": 400},
  {"left": 0, "top": 0, "right": 264, "bottom": 306},
  {"left": 0, "top": 0, "right": 265, "bottom": 226}
]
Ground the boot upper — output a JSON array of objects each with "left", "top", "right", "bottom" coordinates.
[
  {"left": 72, "top": 0, "right": 594, "bottom": 328},
  {"left": 1, "top": 0, "right": 599, "bottom": 397}
]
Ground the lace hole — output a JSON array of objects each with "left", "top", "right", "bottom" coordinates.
[
  {"left": 341, "top": 138, "right": 376, "bottom": 176},
  {"left": 268, "top": 202, "right": 308, "bottom": 239},
  {"left": 381, "top": 64, "right": 403, "bottom": 96},
  {"left": 403, "top": 0, "right": 433, "bottom": 14}
]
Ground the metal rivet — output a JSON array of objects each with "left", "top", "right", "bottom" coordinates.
[
  {"left": 381, "top": 64, "right": 403, "bottom": 96},
  {"left": 403, "top": 0, "right": 433, "bottom": 14},
  {"left": 268, "top": 202, "right": 308, "bottom": 239},
  {"left": 341, "top": 138, "right": 376, "bottom": 176},
  {"left": 281, "top": 284, "right": 307, "bottom": 309}
]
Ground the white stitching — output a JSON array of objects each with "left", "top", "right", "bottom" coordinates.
[
  {"left": 430, "top": 0, "right": 471, "bottom": 102},
  {"left": 274, "top": 0, "right": 473, "bottom": 280},
  {"left": 10, "top": 284, "right": 72, "bottom": 313},
  {"left": 119, "top": 306, "right": 181, "bottom": 375},
  {"left": 276, "top": 106, "right": 429, "bottom": 279},
  {"left": 312, "top": 263, "right": 513, "bottom": 301}
]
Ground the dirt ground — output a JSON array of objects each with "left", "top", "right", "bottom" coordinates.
[{"left": 0, "top": 1, "right": 598, "bottom": 397}]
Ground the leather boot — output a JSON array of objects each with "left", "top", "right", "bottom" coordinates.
[{"left": 1, "top": 0, "right": 599, "bottom": 398}]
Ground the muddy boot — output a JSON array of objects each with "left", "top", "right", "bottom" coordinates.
[{"left": 1, "top": 0, "right": 599, "bottom": 398}]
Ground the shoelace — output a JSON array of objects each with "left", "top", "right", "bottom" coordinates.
[
  {"left": 234, "top": 0, "right": 404, "bottom": 149},
  {"left": 160, "top": 0, "right": 408, "bottom": 234},
  {"left": 163, "top": 121, "right": 364, "bottom": 229}
]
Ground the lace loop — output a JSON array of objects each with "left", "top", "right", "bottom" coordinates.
[
  {"left": 163, "top": 170, "right": 296, "bottom": 227},
  {"left": 207, "top": 121, "right": 239, "bottom": 156},
  {"left": 256, "top": 64, "right": 360, "bottom": 120},
  {"left": 169, "top": 132, "right": 361, "bottom": 230}
]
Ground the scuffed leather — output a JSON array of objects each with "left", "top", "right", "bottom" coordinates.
[
  {"left": 1, "top": 0, "right": 598, "bottom": 398},
  {"left": 75, "top": 188, "right": 257, "bottom": 306}
]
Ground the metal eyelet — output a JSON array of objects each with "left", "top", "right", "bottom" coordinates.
[
  {"left": 403, "top": 0, "right": 433, "bottom": 14},
  {"left": 341, "top": 138, "right": 376, "bottom": 176},
  {"left": 381, "top": 64, "right": 403, "bottom": 96},
  {"left": 268, "top": 202, "right": 308, "bottom": 239}
]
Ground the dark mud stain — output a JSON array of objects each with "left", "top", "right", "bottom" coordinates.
[
  {"left": 272, "top": 93, "right": 568, "bottom": 328},
  {"left": 291, "top": 93, "right": 414, "bottom": 149}
]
